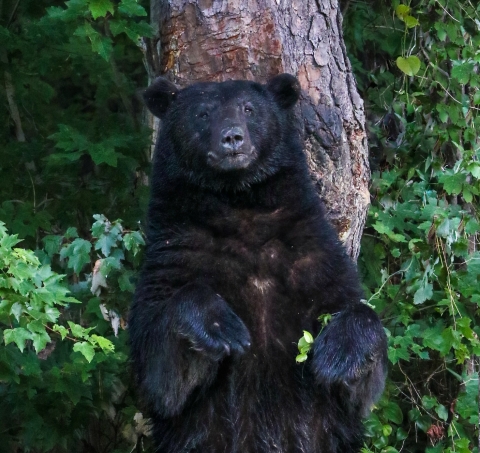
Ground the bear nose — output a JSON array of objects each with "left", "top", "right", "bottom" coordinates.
[{"left": 220, "top": 127, "right": 244, "bottom": 151}]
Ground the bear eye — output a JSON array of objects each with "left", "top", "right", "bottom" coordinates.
[
  {"left": 244, "top": 103, "right": 254, "bottom": 114},
  {"left": 199, "top": 111, "right": 209, "bottom": 119}
]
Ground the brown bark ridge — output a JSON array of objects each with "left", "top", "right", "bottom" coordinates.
[{"left": 148, "top": 0, "right": 370, "bottom": 260}]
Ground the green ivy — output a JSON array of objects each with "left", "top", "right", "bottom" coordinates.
[{"left": 344, "top": 0, "right": 480, "bottom": 451}]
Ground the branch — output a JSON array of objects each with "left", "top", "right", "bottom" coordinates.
[{"left": 1, "top": 50, "right": 25, "bottom": 142}]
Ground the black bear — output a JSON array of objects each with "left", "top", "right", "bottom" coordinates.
[{"left": 129, "top": 74, "right": 388, "bottom": 453}]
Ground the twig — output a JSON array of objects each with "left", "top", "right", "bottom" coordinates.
[
  {"left": 2, "top": 49, "right": 26, "bottom": 142},
  {"left": 6, "top": 0, "right": 20, "bottom": 27}
]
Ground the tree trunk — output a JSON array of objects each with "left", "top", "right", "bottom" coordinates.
[{"left": 146, "top": 0, "right": 370, "bottom": 259}]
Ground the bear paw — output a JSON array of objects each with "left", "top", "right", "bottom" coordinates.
[{"left": 172, "top": 286, "right": 251, "bottom": 361}]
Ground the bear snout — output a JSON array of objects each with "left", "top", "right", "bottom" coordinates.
[
  {"left": 207, "top": 125, "right": 256, "bottom": 171},
  {"left": 220, "top": 126, "right": 245, "bottom": 151}
]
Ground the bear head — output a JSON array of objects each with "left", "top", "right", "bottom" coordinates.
[{"left": 143, "top": 74, "right": 302, "bottom": 189}]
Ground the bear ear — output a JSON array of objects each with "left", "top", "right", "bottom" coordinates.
[
  {"left": 143, "top": 77, "right": 179, "bottom": 118},
  {"left": 266, "top": 73, "right": 301, "bottom": 109}
]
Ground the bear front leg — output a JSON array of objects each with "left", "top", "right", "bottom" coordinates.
[
  {"left": 129, "top": 282, "right": 251, "bottom": 417},
  {"left": 311, "top": 303, "right": 388, "bottom": 416}
]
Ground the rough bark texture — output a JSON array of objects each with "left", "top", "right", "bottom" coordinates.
[{"left": 147, "top": 0, "right": 370, "bottom": 259}]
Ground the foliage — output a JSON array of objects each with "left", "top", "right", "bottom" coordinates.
[
  {"left": 0, "top": 0, "right": 152, "bottom": 451},
  {"left": 3, "top": 0, "right": 480, "bottom": 451},
  {"left": 343, "top": 0, "right": 480, "bottom": 451},
  {"left": 0, "top": 0, "right": 152, "bottom": 245},
  {"left": 296, "top": 314, "right": 333, "bottom": 363},
  {"left": 0, "top": 221, "right": 113, "bottom": 360},
  {"left": 296, "top": 329, "right": 315, "bottom": 363},
  {"left": 0, "top": 216, "right": 148, "bottom": 452}
]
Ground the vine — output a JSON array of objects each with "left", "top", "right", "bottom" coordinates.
[{"left": 343, "top": 0, "right": 480, "bottom": 451}]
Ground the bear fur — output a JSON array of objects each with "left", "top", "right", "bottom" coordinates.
[{"left": 129, "top": 74, "right": 387, "bottom": 453}]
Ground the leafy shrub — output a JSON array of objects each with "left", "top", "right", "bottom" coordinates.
[
  {"left": 0, "top": 0, "right": 152, "bottom": 243},
  {"left": 1, "top": 0, "right": 153, "bottom": 451},
  {"left": 343, "top": 0, "right": 480, "bottom": 451},
  {"left": 3, "top": 0, "right": 480, "bottom": 451},
  {"left": 0, "top": 217, "right": 148, "bottom": 452}
]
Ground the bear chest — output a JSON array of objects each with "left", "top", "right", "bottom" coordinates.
[{"left": 201, "top": 212, "right": 314, "bottom": 350}]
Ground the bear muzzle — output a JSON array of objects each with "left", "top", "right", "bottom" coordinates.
[
  {"left": 207, "top": 126, "right": 256, "bottom": 171},
  {"left": 220, "top": 126, "right": 245, "bottom": 151}
]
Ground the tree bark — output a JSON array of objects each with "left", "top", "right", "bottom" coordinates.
[{"left": 147, "top": 0, "right": 370, "bottom": 259}]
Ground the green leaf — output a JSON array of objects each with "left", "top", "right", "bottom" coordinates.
[
  {"left": 423, "top": 325, "right": 450, "bottom": 355},
  {"left": 0, "top": 233, "right": 21, "bottom": 249},
  {"left": 42, "top": 235, "right": 63, "bottom": 257},
  {"left": 60, "top": 238, "right": 92, "bottom": 274},
  {"left": 95, "top": 234, "right": 117, "bottom": 257},
  {"left": 64, "top": 227, "right": 79, "bottom": 239},
  {"left": 445, "top": 22, "right": 459, "bottom": 42},
  {"left": 49, "top": 124, "right": 90, "bottom": 153},
  {"left": 403, "top": 15, "right": 419, "bottom": 28},
  {"left": 89, "top": 144, "right": 119, "bottom": 167},
  {"left": 473, "top": 91, "right": 480, "bottom": 105},
  {"left": 74, "top": 23, "right": 112, "bottom": 61},
  {"left": 451, "top": 62, "right": 474, "bottom": 85},
  {"left": 109, "top": 19, "right": 153, "bottom": 41},
  {"left": 123, "top": 231, "right": 145, "bottom": 254},
  {"left": 68, "top": 321, "right": 94, "bottom": 339},
  {"left": 383, "top": 401, "right": 403, "bottom": 424},
  {"left": 467, "top": 162, "right": 480, "bottom": 179},
  {"left": 438, "top": 171, "right": 465, "bottom": 195},
  {"left": 89, "top": 34, "right": 113, "bottom": 61},
  {"left": 73, "top": 341, "right": 95, "bottom": 362},
  {"left": 422, "top": 395, "right": 437, "bottom": 410},
  {"left": 388, "top": 345, "right": 410, "bottom": 364},
  {"left": 395, "top": 5, "right": 410, "bottom": 19},
  {"left": 298, "top": 337, "right": 309, "bottom": 351},
  {"left": 436, "top": 104, "right": 449, "bottom": 123},
  {"left": 88, "top": 0, "right": 114, "bottom": 19},
  {"left": 21, "top": 353, "right": 42, "bottom": 377},
  {"left": 372, "top": 222, "right": 407, "bottom": 242},
  {"left": 10, "top": 302, "right": 23, "bottom": 322},
  {"left": 382, "top": 424, "right": 392, "bottom": 436},
  {"left": 463, "top": 188, "right": 473, "bottom": 203},
  {"left": 434, "top": 22, "right": 447, "bottom": 41},
  {"left": 118, "top": 0, "right": 147, "bottom": 17},
  {"left": 27, "top": 320, "right": 51, "bottom": 353},
  {"left": 90, "top": 334, "right": 114, "bottom": 353},
  {"left": 31, "top": 330, "right": 51, "bottom": 353},
  {"left": 43, "top": 307, "right": 61, "bottom": 323},
  {"left": 436, "top": 218, "right": 450, "bottom": 237},
  {"left": 295, "top": 353, "right": 308, "bottom": 363},
  {"left": 435, "top": 404, "right": 448, "bottom": 421},
  {"left": 91, "top": 214, "right": 107, "bottom": 236},
  {"left": 118, "top": 270, "right": 135, "bottom": 292},
  {"left": 465, "top": 218, "right": 480, "bottom": 234},
  {"left": 4, "top": 328, "right": 33, "bottom": 352},
  {"left": 46, "top": 0, "right": 88, "bottom": 21},
  {"left": 396, "top": 56, "right": 421, "bottom": 76},
  {"left": 303, "top": 330, "right": 314, "bottom": 344},
  {"left": 102, "top": 254, "right": 123, "bottom": 273},
  {"left": 53, "top": 325, "right": 69, "bottom": 340}
]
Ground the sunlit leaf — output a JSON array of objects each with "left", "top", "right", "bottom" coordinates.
[
  {"left": 73, "top": 341, "right": 95, "bottom": 362},
  {"left": 396, "top": 56, "right": 421, "bottom": 76},
  {"left": 88, "top": 0, "right": 114, "bottom": 19}
]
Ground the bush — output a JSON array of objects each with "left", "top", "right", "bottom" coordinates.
[
  {"left": 343, "top": 1, "right": 480, "bottom": 451},
  {"left": 1, "top": 0, "right": 153, "bottom": 451}
]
